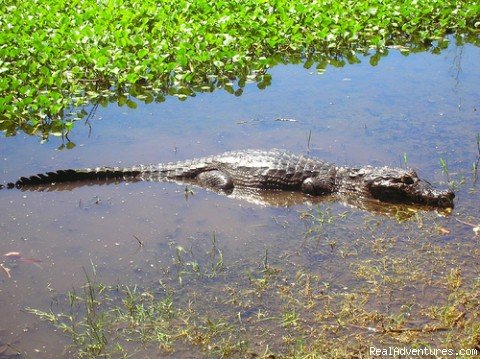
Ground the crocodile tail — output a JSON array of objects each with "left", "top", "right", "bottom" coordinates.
[{"left": 5, "top": 167, "right": 142, "bottom": 189}]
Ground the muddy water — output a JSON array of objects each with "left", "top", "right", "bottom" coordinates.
[{"left": 1, "top": 40, "right": 480, "bottom": 357}]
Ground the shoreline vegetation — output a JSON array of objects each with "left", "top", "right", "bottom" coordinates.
[
  {"left": 27, "top": 210, "right": 480, "bottom": 358},
  {"left": 0, "top": 0, "right": 479, "bottom": 139}
]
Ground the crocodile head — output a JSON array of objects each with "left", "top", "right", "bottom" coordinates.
[{"left": 339, "top": 167, "right": 455, "bottom": 208}]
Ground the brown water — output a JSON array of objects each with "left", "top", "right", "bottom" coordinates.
[{"left": 1, "top": 40, "right": 479, "bottom": 357}]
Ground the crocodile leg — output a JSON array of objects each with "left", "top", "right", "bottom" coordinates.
[
  {"left": 196, "top": 170, "right": 234, "bottom": 190},
  {"left": 301, "top": 176, "right": 336, "bottom": 195}
]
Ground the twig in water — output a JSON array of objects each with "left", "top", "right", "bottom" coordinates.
[
  {"left": 455, "top": 218, "right": 477, "bottom": 227},
  {"left": 350, "top": 323, "right": 449, "bottom": 334},
  {"left": 263, "top": 247, "right": 268, "bottom": 270},
  {"left": 306, "top": 130, "right": 312, "bottom": 153},
  {"left": 0, "top": 263, "right": 11, "bottom": 278},
  {"left": 473, "top": 133, "right": 480, "bottom": 184},
  {"left": 384, "top": 326, "right": 449, "bottom": 333},
  {"left": 84, "top": 103, "right": 99, "bottom": 138},
  {"left": 133, "top": 235, "right": 144, "bottom": 248},
  {"left": 455, "top": 218, "right": 480, "bottom": 235}
]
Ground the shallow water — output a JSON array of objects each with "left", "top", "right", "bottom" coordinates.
[{"left": 1, "top": 39, "right": 479, "bottom": 357}]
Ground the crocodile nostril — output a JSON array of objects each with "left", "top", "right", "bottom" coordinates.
[
  {"left": 447, "top": 190, "right": 455, "bottom": 200},
  {"left": 438, "top": 195, "right": 454, "bottom": 208}
]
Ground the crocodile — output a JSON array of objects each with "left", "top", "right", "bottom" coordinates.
[{"left": 0, "top": 149, "right": 454, "bottom": 208}]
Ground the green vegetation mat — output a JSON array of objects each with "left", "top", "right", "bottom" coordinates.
[{"left": 0, "top": 0, "right": 479, "bottom": 138}]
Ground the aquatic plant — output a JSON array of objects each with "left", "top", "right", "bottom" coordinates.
[{"left": 27, "top": 212, "right": 480, "bottom": 357}]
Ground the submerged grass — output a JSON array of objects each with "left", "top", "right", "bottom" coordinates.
[
  {"left": 1, "top": 0, "right": 479, "bottom": 139},
  {"left": 28, "top": 207, "right": 480, "bottom": 357}
]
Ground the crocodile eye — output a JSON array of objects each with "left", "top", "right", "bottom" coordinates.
[{"left": 401, "top": 176, "right": 414, "bottom": 185}]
